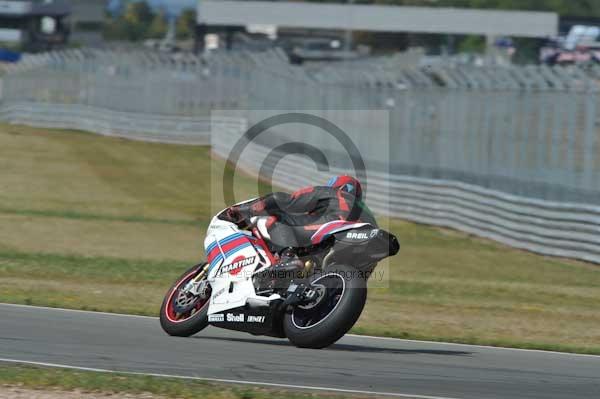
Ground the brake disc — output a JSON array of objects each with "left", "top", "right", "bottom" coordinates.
[{"left": 172, "top": 288, "right": 200, "bottom": 314}]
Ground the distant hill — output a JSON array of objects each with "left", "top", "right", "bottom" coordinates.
[{"left": 107, "top": 0, "right": 195, "bottom": 17}]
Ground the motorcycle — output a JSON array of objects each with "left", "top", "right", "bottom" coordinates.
[{"left": 159, "top": 206, "right": 399, "bottom": 349}]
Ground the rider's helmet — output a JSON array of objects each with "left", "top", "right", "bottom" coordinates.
[{"left": 326, "top": 175, "right": 363, "bottom": 200}]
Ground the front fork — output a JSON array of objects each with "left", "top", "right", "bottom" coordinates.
[{"left": 184, "top": 263, "right": 210, "bottom": 297}]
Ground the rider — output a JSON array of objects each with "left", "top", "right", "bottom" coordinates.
[{"left": 221, "top": 175, "right": 376, "bottom": 273}]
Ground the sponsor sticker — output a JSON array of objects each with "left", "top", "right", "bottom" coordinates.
[
  {"left": 208, "top": 313, "right": 224, "bottom": 322},
  {"left": 247, "top": 315, "right": 265, "bottom": 323},
  {"left": 218, "top": 255, "right": 257, "bottom": 276},
  {"left": 346, "top": 232, "right": 369, "bottom": 240},
  {"left": 226, "top": 313, "right": 244, "bottom": 322}
]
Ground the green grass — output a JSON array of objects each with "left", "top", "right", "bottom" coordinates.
[
  {"left": 0, "top": 206, "right": 200, "bottom": 225},
  {"left": 0, "top": 123, "right": 599, "bottom": 354},
  {"left": 0, "top": 365, "right": 362, "bottom": 399},
  {"left": 0, "top": 250, "right": 185, "bottom": 314}
]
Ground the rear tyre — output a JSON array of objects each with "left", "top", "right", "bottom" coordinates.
[
  {"left": 283, "top": 265, "right": 367, "bottom": 349},
  {"left": 160, "top": 263, "right": 210, "bottom": 337}
]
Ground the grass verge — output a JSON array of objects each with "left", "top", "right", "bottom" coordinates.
[{"left": 0, "top": 365, "right": 364, "bottom": 399}]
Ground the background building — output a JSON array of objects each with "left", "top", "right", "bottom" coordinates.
[
  {"left": 0, "top": 0, "right": 71, "bottom": 51},
  {"left": 69, "top": 0, "right": 105, "bottom": 46}
]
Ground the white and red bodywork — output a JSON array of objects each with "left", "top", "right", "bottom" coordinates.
[{"left": 203, "top": 212, "right": 372, "bottom": 316}]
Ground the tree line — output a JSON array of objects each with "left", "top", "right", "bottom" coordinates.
[{"left": 104, "top": 1, "right": 196, "bottom": 42}]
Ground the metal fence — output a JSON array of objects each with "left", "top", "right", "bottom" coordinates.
[
  {"left": 212, "top": 124, "right": 600, "bottom": 264},
  {"left": 2, "top": 48, "right": 600, "bottom": 263}
]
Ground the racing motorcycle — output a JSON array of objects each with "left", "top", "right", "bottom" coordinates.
[{"left": 159, "top": 206, "right": 399, "bottom": 349}]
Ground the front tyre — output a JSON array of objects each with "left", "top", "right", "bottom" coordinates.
[
  {"left": 283, "top": 265, "right": 367, "bottom": 349},
  {"left": 160, "top": 263, "right": 210, "bottom": 337}
]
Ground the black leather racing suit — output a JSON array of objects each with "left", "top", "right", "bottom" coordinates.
[{"left": 230, "top": 185, "right": 377, "bottom": 248}]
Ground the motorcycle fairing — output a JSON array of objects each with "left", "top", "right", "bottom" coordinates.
[
  {"left": 206, "top": 303, "right": 284, "bottom": 337},
  {"left": 204, "top": 216, "right": 278, "bottom": 315},
  {"left": 331, "top": 227, "right": 399, "bottom": 272},
  {"left": 205, "top": 232, "right": 255, "bottom": 272},
  {"left": 310, "top": 220, "right": 372, "bottom": 245}
]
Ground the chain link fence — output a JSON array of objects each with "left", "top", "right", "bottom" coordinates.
[
  {"left": 2, "top": 48, "right": 600, "bottom": 262},
  {"left": 3, "top": 48, "right": 599, "bottom": 204}
]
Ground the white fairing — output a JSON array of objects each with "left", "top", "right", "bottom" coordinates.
[
  {"left": 204, "top": 214, "right": 278, "bottom": 315},
  {"left": 204, "top": 207, "right": 373, "bottom": 316}
]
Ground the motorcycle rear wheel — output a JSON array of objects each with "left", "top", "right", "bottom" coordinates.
[
  {"left": 283, "top": 264, "right": 367, "bottom": 349},
  {"left": 160, "top": 263, "right": 210, "bottom": 337}
]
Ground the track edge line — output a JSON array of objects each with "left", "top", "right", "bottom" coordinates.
[{"left": 0, "top": 357, "right": 460, "bottom": 399}]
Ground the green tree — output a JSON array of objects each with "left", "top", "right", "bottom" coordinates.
[
  {"left": 123, "top": 1, "right": 155, "bottom": 41},
  {"left": 458, "top": 35, "right": 486, "bottom": 54},
  {"left": 123, "top": 1, "right": 154, "bottom": 27},
  {"left": 104, "top": 1, "right": 156, "bottom": 41},
  {"left": 176, "top": 8, "right": 197, "bottom": 40},
  {"left": 147, "top": 12, "right": 168, "bottom": 39}
]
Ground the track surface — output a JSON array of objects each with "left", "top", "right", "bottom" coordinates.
[{"left": 0, "top": 304, "right": 599, "bottom": 399}]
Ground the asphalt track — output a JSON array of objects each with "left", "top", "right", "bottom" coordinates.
[{"left": 1, "top": 304, "right": 599, "bottom": 399}]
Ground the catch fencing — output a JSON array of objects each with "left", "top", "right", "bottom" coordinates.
[{"left": 2, "top": 48, "right": 600, "bottom": 263}]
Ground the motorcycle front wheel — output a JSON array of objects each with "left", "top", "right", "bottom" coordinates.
[
  {"left": 283, "top": 264, "right": 367, "bottom": 349},
  {"left": 159, "top": 263, "right": 210, "bottom": 337}
]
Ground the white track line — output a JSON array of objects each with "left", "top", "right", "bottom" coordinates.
[
  {"left": 2, "top": 302, "right": 599, "bottom": 359},
  {"left": 0, "top": 357, "right": 460, "bottom": 399}
]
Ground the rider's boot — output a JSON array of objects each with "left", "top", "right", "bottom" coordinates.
[
  {"left": 270, "top": 257, "right": 304, "bottom": 281},
  {"left": 273, "top": 248, "right": 304, "bottom": 278},
  {"left": 253, "top": 249, "right": 304, "bottom": 293}
]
